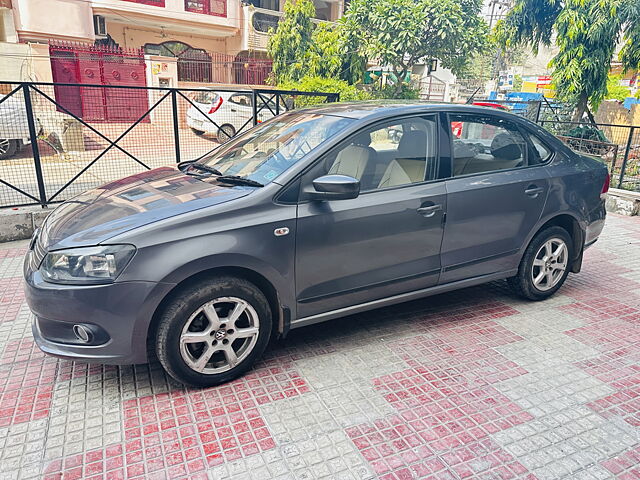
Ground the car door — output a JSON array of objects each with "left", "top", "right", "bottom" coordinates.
[
  {"left": 440, "top": 112, "right": 550, "bottom": 284},
  {"left": 295, "top": 115, "right": 447, "bottom": 319}
]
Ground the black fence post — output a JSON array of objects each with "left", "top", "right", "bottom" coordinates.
[
  {"left": 618, "top": 126, "right": 636, "bottom": 189},
  {"left": 534, "top": 101, "right": 542, "bottom": 124},
  {"left": 275, "top": 93, "right": 280, "bottom": 115},
  {"left": 171, "top": 89, "right": 181, "bottom": 164},
  {"left": 23, "top": 84, "right": 47, "bottom": 207},
  {"left": 252, "top": 90, "right": 258, "bottom": 126}
]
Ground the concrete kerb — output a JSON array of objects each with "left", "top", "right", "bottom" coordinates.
[
  {"left": 0, "top": 206, "right": 51, "bottom": 242},
  {"left": 606, "top": 188, "right": 640, "bottom": 216}
]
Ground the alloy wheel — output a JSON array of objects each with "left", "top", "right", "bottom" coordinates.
[
  {"left": 0, "top": 139, "right": 9, "bottom": 156},
  {"left": 179, "top": 296, "right": 260, "bottom": 374},
  {"left": 531, "top": 237, "right": 568, "bottom": 291}
]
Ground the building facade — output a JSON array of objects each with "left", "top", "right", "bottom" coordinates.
[{"left": 0, "top": 0, "right": 344, "bottom": 87}]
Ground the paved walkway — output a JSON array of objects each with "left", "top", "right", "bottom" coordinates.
[{"left": 0, "top": 214, "right": 639, "bottom": 480}]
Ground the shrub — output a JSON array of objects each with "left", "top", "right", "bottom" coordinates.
[{"left": 278, "top": 76, "right": 372, "bottom": 107}]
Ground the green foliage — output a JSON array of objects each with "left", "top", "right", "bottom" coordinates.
[
  {"left": 375, "top": 84, "right": 421, "bottom": 100},
  {"left": 304, "top": 23, "right": 342, "bottom": 79},
  {"left": 343, "top": 0, "right": 488, "bottom": 94},
  {"left": 278, "top": 76, "right": 372, "bottom": 106},
  {"left": 620, "top": 0, "right": 640, "bottom": 70},
  {"left": 566, "top": 125, "right": 609, "bottom": 143},
  {"left": 497, "top": 0, "right": 640, "bottom": 120},
  {"left": 606, "top": 74, "right": 632, "bottom": 101},
  {"left": 513, "top": 75, "right": 523, "bottom": 92},
  {"left": 267, "top": 0, "right": 366, "bottom": 85},
  {"left": 267, "top": 0, "right": 316, "bottom": 83}
]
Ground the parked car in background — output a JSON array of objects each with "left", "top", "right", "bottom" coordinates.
[
  {"left": 24, "top": 103, "right": 608, "bottom": 387},
  {"left": 186, "top": 89, "right": 286, "bottom": 143},
  {"left": 0, "top": 94, "right": 36, "bottom": 160}
]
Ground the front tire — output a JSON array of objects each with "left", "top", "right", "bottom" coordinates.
[
  {"left": 190, "top": 127, "right": 206, "bottom": 136},
  {"left": 155, "top": 276, "right": 272, "bottom": 387},
  {"left": 508, "top": 226, "right": 573, "bottom": 301}
]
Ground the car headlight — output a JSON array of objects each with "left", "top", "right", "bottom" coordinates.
[{"left": 40, "top": 245, "right": 136, "bottom": 284}]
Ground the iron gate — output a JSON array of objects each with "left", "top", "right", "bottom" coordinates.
[
  {"left": 50, "top": 43, "right": 149, "bottom": 122},
  {"left": 0, "top": 82, "right": 339, "bottom": 208}
]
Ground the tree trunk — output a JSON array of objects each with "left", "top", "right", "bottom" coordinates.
[
  {"left": 572, "top": 93, "right": 588, "bottom": 123},
  {"left": 393, "top": 68, "right": 408, "bottom": 97}
]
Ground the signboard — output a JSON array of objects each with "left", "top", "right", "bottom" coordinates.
[{"left": 498, "top": 71, "right": 514, "bottom": 90}]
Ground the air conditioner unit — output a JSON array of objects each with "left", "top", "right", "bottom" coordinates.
[{"left": 93, "top": 15, "right": 107, "bottom": 38}]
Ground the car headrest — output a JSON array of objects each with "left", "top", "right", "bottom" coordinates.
[
  {"left": 352, "top": 132, "right": 372, "bottom": 147},
  {"left": 398, "top": 130, "right": 427, "bottom": 158},
  {"left": 490, "top": 133, "right": 522, "bottom": 161}
]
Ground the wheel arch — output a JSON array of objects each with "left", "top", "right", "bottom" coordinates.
[
  {"left": 146, "top": 266, "right": 285, "bottom": 362},
  {"left": 527, "top": 213, "right": 585, "bottom": 273}
]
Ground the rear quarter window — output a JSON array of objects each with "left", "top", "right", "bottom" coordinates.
[
  {"left": 191, "top": 91, "right": 218, "bottom": 104},
  {"left": 528, "top": 133, "right": 553, "bottom": 164}
]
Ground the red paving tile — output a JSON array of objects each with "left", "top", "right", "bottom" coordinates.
[
  {"left": 44, "top": 363, "right": 309, "bottom": 478},
  {"left": 0, "top": 348, "right": 57, "bottom": 427},
  {"left": 0, "top": 277, "right": 25, "bottom": 323},
  {"left": 0, "top": 246, "right": 27, "bottom": 259},
  {"left": 2, "top": 214, "right": 640, "bottom": 479}
]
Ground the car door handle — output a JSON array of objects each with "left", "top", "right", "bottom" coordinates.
[
  {"left": 525, "top": 186, "right": 544, "bottom": 197},
  {"left": 417, "top": 204, "right": 442, "bottom": 217}
]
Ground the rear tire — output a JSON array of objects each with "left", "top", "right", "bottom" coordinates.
[
  {"left": 216, "top": 124, "right": 236, "bottom": 144},
  {"left": 0, "top": 139, "right": 19, "bottom": 160},
  {"left": 155, "top": 276, "right": 272, "bottom": 387},
  {"left": 508, "top": 226, "right": 573, "bottom": 301}
]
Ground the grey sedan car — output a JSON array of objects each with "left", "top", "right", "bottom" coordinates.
[{"left": 24, "top": 103, "right": 608, "bottom": 387}]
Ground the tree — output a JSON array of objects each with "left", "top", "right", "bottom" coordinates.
[
  {"left": 342, "top": 0, "right": 488, "bottom": 95},
  {"left": 267, "top": 0, "right": 366, "bottom": 85},
  {"left": 606, "top": 74, "right": 632, "bottom": 102},
  {"left": 267, "top": 0, "right": 316, "bottom": 83},
  {"left": 303, "top": 23, "right": 343, "bottom": 79},
  {"left": 497, "top": 0, "right": 640, "bottom": 122}
]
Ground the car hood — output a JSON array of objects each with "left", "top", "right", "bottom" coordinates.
[{"left": 39, "top": 167, "right": 252, "bottom": 250}]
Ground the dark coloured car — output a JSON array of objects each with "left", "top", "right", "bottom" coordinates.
[{"left": 23, "top": 103, "right": 608, "bottom": 387}]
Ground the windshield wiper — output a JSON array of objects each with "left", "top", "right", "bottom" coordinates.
[
  {"left": 215, "top": 175, "right": 264, "bottom": 187},
  {"left": 188, "top": 162, "right": 223, "bottom": 175}
]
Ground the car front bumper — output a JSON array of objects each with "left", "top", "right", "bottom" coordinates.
[{"left": 25, "top": 270, "right": 173, "bottom": 365}]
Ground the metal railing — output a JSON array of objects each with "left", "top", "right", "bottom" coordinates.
[
  {"left": 538, "top": 120, "right": 640, "bottom": 191},
  {"left": 0, "top": 81, "right": 339, "bottom": 208}
]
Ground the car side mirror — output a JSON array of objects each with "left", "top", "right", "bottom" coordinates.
[{"left": 308, "top": 174, "right": 360, "bottom": 201}]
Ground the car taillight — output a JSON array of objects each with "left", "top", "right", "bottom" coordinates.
[
  {"left": 208, "top": 96, "right": 223, "bottom": 114},
  {"left": 601, "top": 173, "right": 610, "bottom": 198}
]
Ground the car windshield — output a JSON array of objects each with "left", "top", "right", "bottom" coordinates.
[{"left": 199, "top": 112, "right": 354, "bottom": 185}]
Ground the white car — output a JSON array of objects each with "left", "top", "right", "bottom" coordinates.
[
  {"left": 0, "top": 94, "right": 34, "bottom": 160},
  {"left": 186, "top": 90, "right": 286, "bottom": 143}
]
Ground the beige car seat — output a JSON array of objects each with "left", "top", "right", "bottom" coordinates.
[
  {"left": 378, "top": 131, "right": 428, "bottom": 188},
  {"left": 328, "top": 133, "right": 377, "bottom": 189}
]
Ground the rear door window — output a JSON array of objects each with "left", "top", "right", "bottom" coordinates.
[
  {"left": 450, "top": 114, "right": 528, "bottom": 176},
  {"left": 191, "top": 90, "right": 217, "bottom": 104}
]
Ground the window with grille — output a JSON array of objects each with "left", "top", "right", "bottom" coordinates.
[{"left": 185, "top": 0, "right": 227, "bottom": 17}]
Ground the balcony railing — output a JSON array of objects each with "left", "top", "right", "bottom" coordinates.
[
  {"left": 250, "top": 7, "right": 327, "bottom": 34},
  {"left": 184, "top": 0, "right": 227, "bottom": 17}
]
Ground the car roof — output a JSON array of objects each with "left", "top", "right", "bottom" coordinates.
[{"left": 295, "top": 101, "right": 517, "bottom": 121}]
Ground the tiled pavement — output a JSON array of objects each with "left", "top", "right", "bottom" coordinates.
[{"left": 0, "top": 214, "right": 639, "bottom": 480}]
